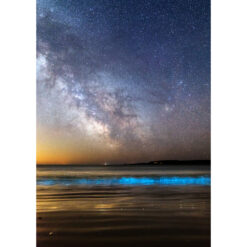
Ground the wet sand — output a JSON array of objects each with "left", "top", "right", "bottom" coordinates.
[{"left": 37, "top": 212, "right": 209, "bottom": 247}]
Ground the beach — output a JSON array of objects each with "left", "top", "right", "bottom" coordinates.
[{"left": 37, "top": 165, "right": 210, "bottom": 247}]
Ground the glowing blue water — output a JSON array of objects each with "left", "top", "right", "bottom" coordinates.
[{"left": 37, "top": 176, "right": 210, "bottom": 186}]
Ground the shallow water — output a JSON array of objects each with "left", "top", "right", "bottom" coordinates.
[{"left": 37, "top": 165, "right": 210, "bottom": 247}]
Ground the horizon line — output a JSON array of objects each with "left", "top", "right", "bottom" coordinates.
[{"left": 37, "top": 160, "right": 211, "bottom": 166}]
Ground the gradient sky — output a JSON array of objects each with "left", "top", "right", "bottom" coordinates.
[{"left": 37, "top": 0, "right": 210, "bottom": 164}]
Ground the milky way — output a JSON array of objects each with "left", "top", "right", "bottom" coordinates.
[{"left": 37, "top": 0, "right": 210, "bottom": 164}]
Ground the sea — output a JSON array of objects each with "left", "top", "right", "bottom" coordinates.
[{"left": 37, "top": 164, "right": 210, "bottom": 247}]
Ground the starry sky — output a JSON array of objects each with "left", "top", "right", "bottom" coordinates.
[{"left": 37, "top": 0, "right": 210, "bottom": 164}]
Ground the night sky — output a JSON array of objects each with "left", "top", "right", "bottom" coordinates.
[{"left": 37, "top": 0, "right": 210, "bottom": 164}]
